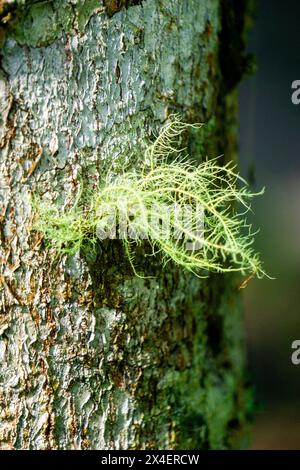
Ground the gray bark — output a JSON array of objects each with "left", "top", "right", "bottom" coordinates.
[{"left": 0, "top": 0, "right": 252, "bottom": 449}]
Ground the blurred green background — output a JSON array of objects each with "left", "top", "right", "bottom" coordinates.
[{"left": 239, "top": 0, "right": 300, "bottom": 449}]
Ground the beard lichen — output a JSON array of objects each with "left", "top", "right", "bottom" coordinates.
[{"left": 32, "top": 115, "right": 266, "bottom": 279}]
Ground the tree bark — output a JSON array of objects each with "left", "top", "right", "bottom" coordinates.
[{"left": 0, "top": 0, "right": 253, "bottom": 450}]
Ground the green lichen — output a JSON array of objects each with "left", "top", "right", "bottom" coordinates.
[{"left": 32, "top": 116, "right": 266, "bottom": 279}]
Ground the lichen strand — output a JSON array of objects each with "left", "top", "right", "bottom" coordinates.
[{"left": 0, "top": 0, "right": 252, "bottom": 449}]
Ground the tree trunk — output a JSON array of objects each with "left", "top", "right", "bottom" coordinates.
[{"left": 0, "top": 0, "right": 253, "bottom": 450}]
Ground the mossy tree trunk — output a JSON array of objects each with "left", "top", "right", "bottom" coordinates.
[{"left": 0, "top": 0, "right": 253, "bottom": 450}]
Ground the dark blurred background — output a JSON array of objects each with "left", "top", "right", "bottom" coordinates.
[{"left": 239, "top": 0, "right": 300, "bottom": 449}]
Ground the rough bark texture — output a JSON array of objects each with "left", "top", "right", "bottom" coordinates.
[{"left": 0, "top": 0, "right": 253, "bottom": 450}]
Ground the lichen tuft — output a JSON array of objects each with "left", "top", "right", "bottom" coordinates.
[{"left": 32, "top": 115, "right": 266, "bottom": 279}]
